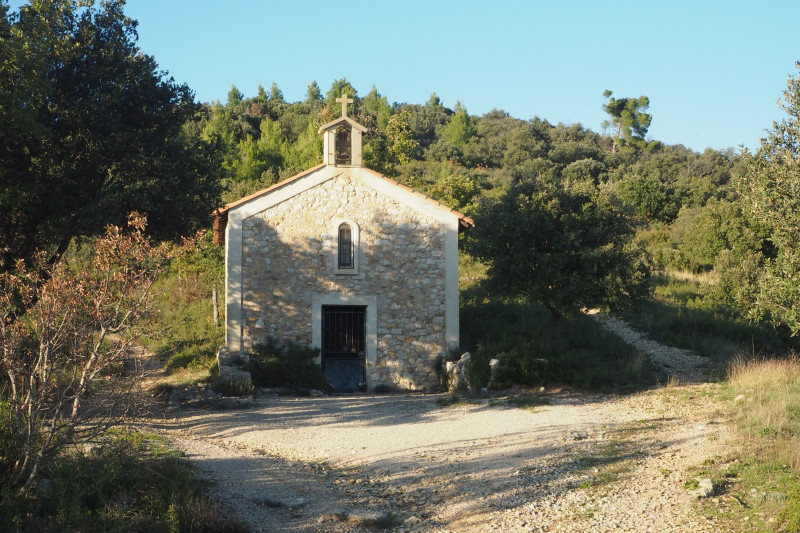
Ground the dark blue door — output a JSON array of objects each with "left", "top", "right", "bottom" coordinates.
[{"left": 322, "top": 305, "right": 366, "bottom": 392}]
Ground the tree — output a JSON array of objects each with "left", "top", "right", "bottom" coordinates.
[
  {"left": 305, "top": 79, "right": 322, "bottom": 103},
  {"left": 361, "top": 85, "right": 392, "bottom": 131},
  {"left": 467, "top": 175, "right": 650, "bottom": 326},
  {"left": 738, "top": 63, "right": 800, "bottom": 335},
  {"left": 0, "top": 1, "right": 220, "bottom": 276},
  {"left": 227, "top": 84, "right": 244, "bottom": 106},
  {"left": 440, "top": 101, "right": 476, "bottom": 149},
  {"left": 325, "top": 78, "right": 358, "bottom": 110},
  {"left": 364, "top": 110, "right": 418, "bottom": 176},
  {"left": 256, "top": 84, "right": 269, "bottom": 104},
  {"left": 1, "top": 214, "right": 193, "bottom": 489},
  {"left": 269, "top": 81, "right": 283, "bottom": 101},
  {"left": 602, "top": 90, "right": 652, "bottom": 152},
  {"left": 429, "top": 101, "right": 476, "bottom": 163}
]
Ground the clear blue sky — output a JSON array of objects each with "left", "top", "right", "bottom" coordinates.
[{"left": 10, "top": 0, "right": 800, "bottom": 152}]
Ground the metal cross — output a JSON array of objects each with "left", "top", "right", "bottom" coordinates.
[{"left": 336, "top": 93, "right": 354, "bottom": 117}]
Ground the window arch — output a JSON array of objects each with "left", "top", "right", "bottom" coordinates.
[
  {"left": 338, "top": 223, "right": 354, "bottom": 269},
  {"left": 332, "top": 218, "right": 360, "bottom": 275}
]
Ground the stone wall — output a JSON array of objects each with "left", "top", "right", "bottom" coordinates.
[{"left": 239, "top": 172, "right": 448, "bottom": 390}]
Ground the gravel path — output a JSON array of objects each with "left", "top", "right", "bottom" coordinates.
[
  {"left": 147, "top": 319, "right": 735, "bottom": 532},
  {"left": 590, "top": 312, "right": 711, "bottom": 384}
]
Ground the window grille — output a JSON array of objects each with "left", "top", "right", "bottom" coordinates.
[
  {"left": 338, "top": 224, "right": 354, "bottom": 269},
  {"left": 322, "top": 305, "right": 366, "bottom": 392}
]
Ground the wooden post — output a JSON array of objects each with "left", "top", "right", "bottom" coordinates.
[{"left": 212, "top": 286, "right": 219, "bottom": 327}]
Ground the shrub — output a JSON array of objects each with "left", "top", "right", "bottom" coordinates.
[
  {"left": 0, "top": 214, "right": 193, "bottom": 489},
  {"left": 247, "top": 338, "right": 330, "bottom": 391},
  {"left": 433, "top": 354, "right": 450, "bottom": 391}
]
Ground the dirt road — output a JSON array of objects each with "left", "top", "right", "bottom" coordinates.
[
  {"left": 148, "top": 382, "right": 732, "bottom": 532},
  {"left": 143, "top": 316, "right": 735, "bottom": 532}
]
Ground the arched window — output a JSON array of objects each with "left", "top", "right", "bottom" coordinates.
[
  {"left": 332, "top": 218, "right": 359, "bottom": 274},
  {"left": 338, "top": 223, "right": 354, "bottom": 269}
]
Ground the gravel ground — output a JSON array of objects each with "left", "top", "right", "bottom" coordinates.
[{"left": 147, "top": 319, "right": 737, "bottom": 532}]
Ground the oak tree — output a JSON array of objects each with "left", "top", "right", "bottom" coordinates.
[
  {"left": 0, "top": 0, "right": 220, "bottom": 275},
  {"left": 467, "top": 175, "right": 650, "bottom": 326},
  {"left": 738, "top": 63, "right": 800, "bottom": 335}
]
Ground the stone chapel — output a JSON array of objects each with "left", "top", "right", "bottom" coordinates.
[{"left": 212, "top": 94, "right": 474, "bottom": 392}]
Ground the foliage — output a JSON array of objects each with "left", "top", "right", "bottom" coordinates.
[
  {"left": 0, "top": 214, "right": 193, "bottom": 489},
  {"left": 602, "top": 90, "right": 652, "bottom": 152},
  {"left": 703, "top": 249, "right": 763, "bottom": 318},
  {"left": 429, "top": 101, "right": 476, "bottom": 163},
  {"left": 428, "top": 171, "right": 479, "bottom": 211},
  {"left": 738, "top": 63, "right": 800, "bottom": 336},
  {"left": 305, "top": 79, "right": 322, "bottom": 102},
  {"left": 460, "top": 298, "right": 655, "bottom": 391},
  {"left": 614, "top": 145, "right": 734, "bottom": 223},
  {"left": 324, "top": 77, "right": 358, "bottom": 110},
  {"left": 0, "top": 430, "right": 246, "bottom": 532},
  {"left": 0, "top": 0, "right": 220, "bottom": 273},
  {"left": 667, "top": 199, "right": 767, "bottom": 273},
  {"left": 247, "top": 338, "right": 330, "bottom": 391},
  {"left": 620, "top": 273, "right": 795, "bottom": 364},
  {"left": 617, "top": 171, "right": 669, "bottom": 221},
  {"left": 363, "top": 110, "right": 418, "bottom": 177},
  {"left": 467, "top": 174, "right": 651, "bottom": 322}
]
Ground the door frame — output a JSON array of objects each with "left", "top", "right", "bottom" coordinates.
[{"left": 312, "top": 294, "right": 377, "bottom": 364}]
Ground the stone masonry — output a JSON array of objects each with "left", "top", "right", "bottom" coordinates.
[{"left": 240, "top": 172, "right": 447, "bottom": 390}]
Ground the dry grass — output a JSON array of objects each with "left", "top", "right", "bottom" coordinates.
[
  {"left": 153, "top": 366, "right": 212, "bottom": 392},
  {"left": 666, "top": 269, "right": 715, "bottom": 285},
  {"left": 727, "top": 355, "right": 800, "bottom": 470}
]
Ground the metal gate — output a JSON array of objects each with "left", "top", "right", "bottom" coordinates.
[{"left": 321, "top": 305, "right": 366, "bottom": 392}]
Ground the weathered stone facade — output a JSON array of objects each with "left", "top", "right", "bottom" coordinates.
[
  {"left": 214, "top": 99, "right": 472, "bottom": 393},
  {"left": 240, "top": 172, "right": 448, "bottom": 390}
]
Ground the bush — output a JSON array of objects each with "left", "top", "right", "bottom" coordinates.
[
  {"left": 247, "top": 338, "right": 330, "bottom": 391},
  {"left": 433, "top": 354, "right": 450, "bottom": 391}
]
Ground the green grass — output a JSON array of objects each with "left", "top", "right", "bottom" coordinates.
[
  {"left": 459, "top": 297, "right": 657, "bottom": 392},
  {"left": 147, "top": 232, "right": 225, "bottom": 385},
  {"left": 682, "top": 356, "right": 800, "bottom": 531},
  {"left": 435, "top": 394, "right": 480, "bottom": 407},
  {"left": 621, "top": 273, "right": 795, "bottom": 371},
  {"left": 0, "top": 430, "right": 246, "bottom": 533},
  {"left": 505, "top": 392, "right": 550, "bottom": 410}
]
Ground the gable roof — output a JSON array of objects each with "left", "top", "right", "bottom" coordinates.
[
  {"left": 317, "top": 116, "right": 368, "bottom": 134},
  {"left": 212, "top": 165, "right": 475, "bottom": 246}
]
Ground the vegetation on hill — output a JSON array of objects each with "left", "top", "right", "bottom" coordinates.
[{"left": 3, "top": 1, "right": 800, "bottom": 529}]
